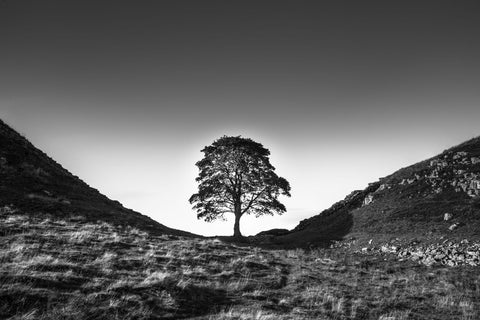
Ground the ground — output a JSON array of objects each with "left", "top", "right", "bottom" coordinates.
[{"left": 1, "top": 208, "right": 479, "bottom": 320}]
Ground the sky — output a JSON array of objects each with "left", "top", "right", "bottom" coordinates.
[{"left": 1, "top": 1, "right": 480, "bottom": 236}]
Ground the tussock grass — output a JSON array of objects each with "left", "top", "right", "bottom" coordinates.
[
  {"left": 1, "top": 207, "right": 479, "bottom": 319},
  {"left": 207, "top": 307, "right": 278, "bottom": 320}
]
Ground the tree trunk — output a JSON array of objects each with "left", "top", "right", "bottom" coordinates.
[
  {"left": 233, "top": 214, "right": 242, "bottom": 237},
  {"left": 233, "top": 204, "right": 242, "bottom": 237}
]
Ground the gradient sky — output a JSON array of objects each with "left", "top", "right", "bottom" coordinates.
[{"left": 1, "top": 1, "right": 480, "bottom": 236}]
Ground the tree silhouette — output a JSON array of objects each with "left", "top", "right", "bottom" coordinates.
[{"left": 189, "top": 136, "right": 291, "bottom": 237}]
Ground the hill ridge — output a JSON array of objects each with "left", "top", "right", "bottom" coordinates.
[
  {"left": 260, "top": 136, "right": 480, "bottom": 248},
  {"left": 0, "top": 118, "right": 196, "bottom": 237}
]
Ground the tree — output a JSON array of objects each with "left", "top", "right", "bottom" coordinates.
[{"left": 189, "top": 136, "right": 291, "bottom": 237}]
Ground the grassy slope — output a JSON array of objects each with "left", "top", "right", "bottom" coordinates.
[
  {"left": 1, "top": 208, "right": 479, "bottom": 320},
  {"left": 1, "top": 120, "right": 479, "bottom": 319},
  {"left": 272, "top": 137, "right": 480, "bottom": 248},
  {"left": 0, "top": 119, "right": 195, "bottom": 237}
]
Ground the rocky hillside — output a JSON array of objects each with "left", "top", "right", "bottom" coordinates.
[
  {"left": 265, "top": 136, "right": 480, "bottom": 248},
  {"left": 0, "top": 119, "right": 194, "bottom": 237}
]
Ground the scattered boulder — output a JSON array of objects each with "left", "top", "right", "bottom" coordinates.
[
  {"left": 363, "top": 194, "right": 374, "bottom": 206},
  {"left": 314, "top": 257, "right": 336, "bottom": 265},
  {"left": 453, "top": 151, "right": 467, "bottom": 160},
  {"left": 449, "top": 223, "right": 460, "bottom": 231},
  {"left": 443, "top": 213, "right": 453, "bottom": 221},
  {"left": 375, "top": 184, "right": 389, "bottom": 192},
  {"left": 381, "top": 245, "right": 398, "bottom": 253},
  {"left": 470, "top": 180, "right": 480, "bottom": 190}
]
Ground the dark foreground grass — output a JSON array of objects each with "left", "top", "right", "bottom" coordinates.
[{"left": 1, "top": 208, "right": 479, "bottom": 319}]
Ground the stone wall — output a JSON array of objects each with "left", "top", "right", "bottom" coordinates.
[{"left": 356, "top": 240, "right": 480, "bottom": 267}]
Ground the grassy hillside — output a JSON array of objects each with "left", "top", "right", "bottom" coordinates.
[
  {"left": 1, "top": 206, "right": 478, "bottom": 319},
  {"left": 269, "top": 137, "right": 480, "bottom": 248},
  {"left": 1, "top": 120, "right": 479, "bottom": 318},
  {"left": 0, "top": 119, "right": 194, "bottom": 237}
]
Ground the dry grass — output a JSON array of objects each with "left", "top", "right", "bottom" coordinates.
[{"left": 1, "top": 208, "right": 479, "bottom": 319}]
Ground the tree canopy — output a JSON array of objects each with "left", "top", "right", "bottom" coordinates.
[{"left": 189, "top": 136, "right": 291, "bottom": 237}]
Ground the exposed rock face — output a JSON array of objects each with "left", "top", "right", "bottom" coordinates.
[
  {"left": 375, "top": 184, "right": 390, "bottom": 192},
  {"left": 421, "top": 151, "right": 480, "bottom": 197},
  {"left": 391, "top": 151, "right": 480, "bottom": 198},
  {"left": 363, "top": 194, "right": 374, "bottom": 206}
]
